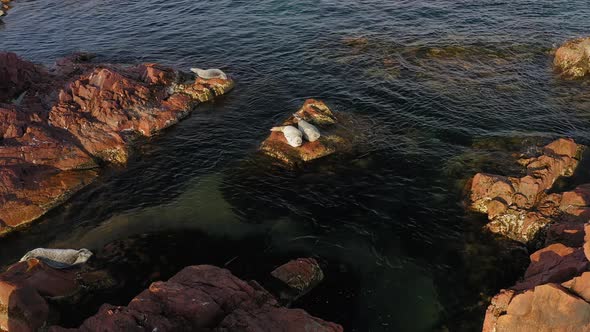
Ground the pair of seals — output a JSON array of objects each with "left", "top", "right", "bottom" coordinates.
[
  {"left": 270, "top": 114, "right": 321, "bottom": 148},
  {"left": 190, "top": 68, "right": 227, "bottom": 80},
  {"left": 20, "top": 248, "right": 93, "bottom": 269}
]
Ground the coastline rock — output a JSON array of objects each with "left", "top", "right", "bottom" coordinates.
[
  {"left": 494, "top": 284, "right": 590, "bottom": 331},
  {"left": 482, "top": 222, "right": 590, "bottom": 332},
  {"left": 464, "top": 138, "right": 583, "bottom": 243},
  {"left": 0, "top": 52, "right": 234, "bottom": 235},
  {"left": 0, "top": 235, "right": 340, "bottom": 332},
  {"left": 259, "top": 99, "right": 353, "bottom": 166},
  {"left": 270, "top": 258, "right": 324, "bottom": 303},
  {"left": 0, "top": 259, "right": 87, "bottom": 331},
  {"left": 554, "top": 37, "right": 590, "bottom": 78},
  {"left": 468, "top": 138, "right": 590, "bottom": 331},
  {"left": 48, "top": 265, "right": 342, "bottom": 332},
  {"left": 0, "top": 0, "right": 12, "bottom": 18}
]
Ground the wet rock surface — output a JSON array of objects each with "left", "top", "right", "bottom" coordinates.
[
  {"left": 259, "top": 99, "right": 354, "bottom": 167},
  {"left": 270, "top": 257, "right": 324, "bottom": 304},
  {"left": 0, "top": 0, "right": 12, "bottom": 18},
  {"left": 0, "top": 236, "right": 340, "bottom": 332},
  {"left": 0, "top": 52, "right": 233, "bottom": 235},
  {"left": 467, "top": 138, "right": 590, "bottom": 331},
  {"left": 464, "top": 138, "right": 584, "bottom": 244},
  {"left": 482, "top": 224, "right": 590, "bottom": 332},
  {"left": 49, "top": 265, "right": 341, "bottom": 332},
  {"left": 554, "top": 37, "right": 590, "bottom": 79},
  {"left": 0, "top": 258, "right": 116, "bottom": 332}
]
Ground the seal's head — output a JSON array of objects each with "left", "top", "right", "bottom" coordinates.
[
  {"left": 287, "top": 135, "right": 303, "bottom": 147},
  {"left": 74, "top": 248, "right": 93, "bottom": 264}
]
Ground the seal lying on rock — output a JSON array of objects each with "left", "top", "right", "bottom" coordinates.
[
  {"left": 20, "top": 248, "right": 93, "bottom": 269},
  {"left": 190, "top": 67, "right": 228, "bottom": 80},
  {"left": 294, "top": 114, "right": 321, "bottom": 142},
  {"left": 270, "top": 125, "right": 303, "bottom": 147}
]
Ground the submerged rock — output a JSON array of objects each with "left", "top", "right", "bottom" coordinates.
[
  {"left": 464, "top": 138, "right": 584, "bottom": 243},
  {"left": 0, "top": 52, "right": 234, "bottom": 235},
  {"left": 554, "top": 37, "right": 590, "bottom": 78},
  {"left": 259, "top": 99, "right": 354, "bottom": 166}
]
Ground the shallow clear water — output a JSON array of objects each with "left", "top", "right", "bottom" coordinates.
[{"left": 2, "top": 1, "right": 590, "bottom": 330}]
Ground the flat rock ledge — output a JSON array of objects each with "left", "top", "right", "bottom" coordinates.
[
  {"left": 554, "top": 37, "right": 590, "bottom": 79},
  {"left": 0, "top": 52, "right": 233, "bottom": 234},
  {"left": 463, "top": 138, "right": 584, "bottom": 244},
  {"left": 0, "top": 254, "right": 341, "bottom": 332},
  {"left": 259, "top": 99, "right": 354, "bottom": 167}
]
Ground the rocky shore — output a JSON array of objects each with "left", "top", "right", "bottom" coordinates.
[
  {"left": 0, "top": 52, "right": 233, "bottom": 235},
  {"left": 464, "top": 138, "right": 584, "bottom": 245},
  {"left": 0, "top": 238, "right": 341, "bottom": 331},
  {"left": 464, "top": 138, "right": 590, "bottom": 330},
  {"left": 462, "top": 37, "right": 590, "bottom": 331}
]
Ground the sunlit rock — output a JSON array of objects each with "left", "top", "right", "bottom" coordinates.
[
  {"left": 270, "top": 257, "right": 324, "bottom": 303},
  {"left": 554, "top": 37, "right": 590, "bottom": 78},
  {"left": 483, "top": 223, "right": 590, "bottom": 331},
  {"left": 259, "top": 99, "right": 354, "bottom": 166},
  {"left": 0, "top": 52, "right": 234, "bottom": 235},
  {"left": 464, "top": 138, "right": 584, "bottom": 243}
]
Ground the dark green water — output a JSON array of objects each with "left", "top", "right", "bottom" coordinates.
[{"left": 1, "top": 1, "right": 590, "bottom": 330}]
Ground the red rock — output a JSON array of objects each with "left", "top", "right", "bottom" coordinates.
[
  {"left": 464, "top": 173, "right": 514, "bottom": 214},
  {"left": 0, "top": 259, "right": 81, "bottom": 331},
  {"left": 545, "top": 222, "right": 585, "bottom": 247},
  {"left": 584, "top": 223, "right": 590, "bottom": 262},
  {"left": 554, "top": 37, "right": 590, "bottom": 78},
  {"left": 464, "top": 138, "right": 583, "bottom": 243},
  {"left": 50, "top": 265, "right": 342, "bottom": 332},
  {"left": 482, "top": 290, "right": 514, "bottom": 332},
  {"left": 0, "top": 52, "right": 43, "bottom": 101},
  {"left": 259, "top": 99, "right": 353, "bottom": 166},
  {"left": 513, "top": 175, "right": 541, "bottom": 208},
  {"left": 486, "top": 199, "right": 508, "bottom": 219},
  {"left": 544, "top": 138, "right": 579, "bottom": 158},
  {"left": 563, "top": 272, "right": 590, "bottom": 302},
  {"left": 271, "top": 258, "right": 324, "bottom": 303},
  {"left": 0, "top": 52, "right": 234, "bottom": 235},
  {"left": 513, "top": 243, "right": 588, "bottom": 291},
  {"left": 495, "top": 284, "right": 590, "bottom": 331},
  {"left": 559, "top": 184, "right": 590, "bottom": 221}
]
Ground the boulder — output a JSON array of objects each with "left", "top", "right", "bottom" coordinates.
[
  {"left": 259, "top": 99, "right": 353, "bottom": 166},
  {"left": 0, "top": 53, "right": 234, "bottom": 235},
  {"left": 495, "top": 284, "right": 590, "bottom": 332},
  {"left": 270, "top": 258, "right": 324, "bottom": 303},
  {"left": 0, "top": 259, "right": 83, "bottom": 331},
  {"left": 554, "top": 37, "right": 590, "bottom": 78}
]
